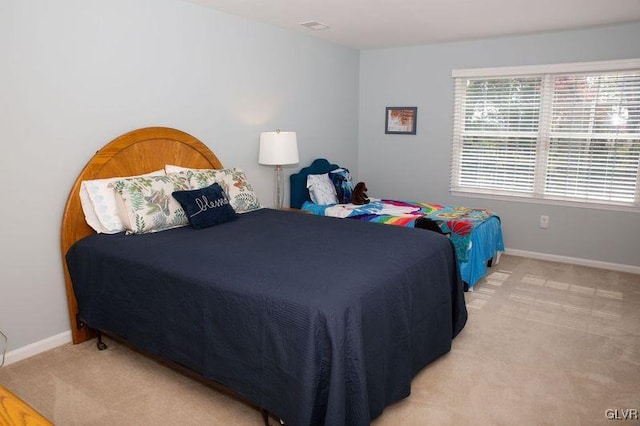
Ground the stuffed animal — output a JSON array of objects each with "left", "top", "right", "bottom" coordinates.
[{"left": 352, "top": 182, "right": 370, "bottom": 205}]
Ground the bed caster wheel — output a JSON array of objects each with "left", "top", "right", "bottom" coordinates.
[
  {"left": 260, "top": 408, "right": 285, "bottom": 426},
  {"left": 96, "top": 330, "right": 108, "bottom": 351}
]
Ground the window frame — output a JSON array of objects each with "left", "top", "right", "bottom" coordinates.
[{"left": 450, "top": 58, "right": 640, "bottom": 213}]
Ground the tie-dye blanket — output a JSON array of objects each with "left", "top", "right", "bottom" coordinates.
[{"left": 302, "top": 199, "right": 499, "bottom": 262}]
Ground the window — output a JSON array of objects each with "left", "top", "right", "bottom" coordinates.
[{"left": 451, "top": 59, "right": 640, "bottom": 211}]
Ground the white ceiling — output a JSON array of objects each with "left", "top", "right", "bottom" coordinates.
[{"left": 187, "top": 0, "right": 640, "bottom": 49}]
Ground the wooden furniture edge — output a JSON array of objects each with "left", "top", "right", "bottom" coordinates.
[
  {"left": 60, "top": 127, "right": 223, "bottom": 344},
  {"left": 0, "top": 385, "right": 53, "bottom": 426}
]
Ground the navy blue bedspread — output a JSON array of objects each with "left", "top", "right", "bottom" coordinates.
[{"left": 67, "top": 208, "right": 467, "bottom": 425}]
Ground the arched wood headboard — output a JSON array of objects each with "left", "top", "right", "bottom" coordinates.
[{"left": 61, "top": 127, "right": 223, "bottom": 343}]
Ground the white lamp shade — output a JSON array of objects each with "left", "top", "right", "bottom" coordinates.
[{"left": 259, "top": 131, "right": 299, "bottom": 165}]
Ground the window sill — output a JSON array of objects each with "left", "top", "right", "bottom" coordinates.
[{"left": 450, "top": 190, "right": 640, "bottom": 214}]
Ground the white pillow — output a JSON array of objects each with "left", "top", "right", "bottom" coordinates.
[
  {"left": 80, "top": 169, "right": 165, "bottom": 234},
  {"left": 79, "top": 187, "right": 108, "bottom": 234},
  {"left": 165, "top": 165, "right": 261, "bottom": 213},
  {"left": 307, "top": 173, "right": 338, "bottom": 205},
  {"left": 113, "top": 173, "right": 191, "bottom": 235},
  {"left": 165, "top": 164, "right": 190, "bottom": 174}
]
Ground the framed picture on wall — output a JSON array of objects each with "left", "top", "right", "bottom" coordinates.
[{"left": 385, "top": 107, "right": 417, "bottom": 135}]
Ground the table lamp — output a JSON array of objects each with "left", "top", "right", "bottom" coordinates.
[{"left": 259, "top": 130, "right": 299, "bottom": 209}]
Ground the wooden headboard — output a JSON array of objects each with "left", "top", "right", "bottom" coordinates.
[{"left": 61, "top": 127, "right": 223, "bottom": 343}]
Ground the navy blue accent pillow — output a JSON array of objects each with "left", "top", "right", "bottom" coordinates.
[
  {"left": 172, "top": 183, "right": 238, "bottom": 229},
  {"left": 330, "top": 168, "right": 354, "bottom": 204}
]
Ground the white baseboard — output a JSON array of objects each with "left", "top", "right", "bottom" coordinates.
[
  {"left": 504, "top": 249, "right": 640, "bottom": 275},
  {"left": 3, "top": 330, "right": 72, "bottom": 367}
]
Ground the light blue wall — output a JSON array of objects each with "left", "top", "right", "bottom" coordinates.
[
  {"left": 359, "top": 22, "right": 640, "bottom": 267},
  {"left": 0, "top": 0, "right": 359, "bottom": 351}
]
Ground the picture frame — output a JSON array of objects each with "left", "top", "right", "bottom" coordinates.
[{"left": 385, "top": 107, "right": 417, "bottom": 135}]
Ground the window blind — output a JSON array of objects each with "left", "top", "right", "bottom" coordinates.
[
  {"left": 545, "top": 72, "right": 640, "bottom": 203},
  {"left": 451, "top": 60, "right": 640, "bottom": 210}
]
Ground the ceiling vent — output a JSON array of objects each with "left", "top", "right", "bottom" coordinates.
[{"left": 300, "top": 21, "right": 329, "bottom": 31}]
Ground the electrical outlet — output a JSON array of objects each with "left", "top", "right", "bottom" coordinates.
[{"left": 539, "top": 215, "right": 549, "bottom": 229}]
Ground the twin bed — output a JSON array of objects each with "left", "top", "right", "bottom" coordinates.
[
  {"left": 290, "top": 159, "right": 505, "bottom": 290},
  {"left": 62, "top": 127, "right": 467, "bottom": 425}
]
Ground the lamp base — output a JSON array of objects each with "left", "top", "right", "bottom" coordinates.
[{"left": 274, "top": 165, "right": 284, "bottom": 210}]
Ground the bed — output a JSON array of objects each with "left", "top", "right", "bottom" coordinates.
[
  {"left": 290, "top": 159, "right": 504, "bottom": 290},
  {"left": 61, "top": 127, "right": 467, "bottom": 426}
]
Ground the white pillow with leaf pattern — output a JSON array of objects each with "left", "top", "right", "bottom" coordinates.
[
  {"left": 80, "top": 169, "right": 165, "bottom": 234},
  {"left": 166, "top": 165, "right": 261, "bottom": 213},
  {"left": 218, "top": 168, "right": 262, "bottom": 213},
  {"left": 113, "top": 173, "right": 191, "bottom": 234}
]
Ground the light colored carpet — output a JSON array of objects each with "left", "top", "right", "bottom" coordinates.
[{"left": 1, "top": 255, "right": 638, "bottom": 425}]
